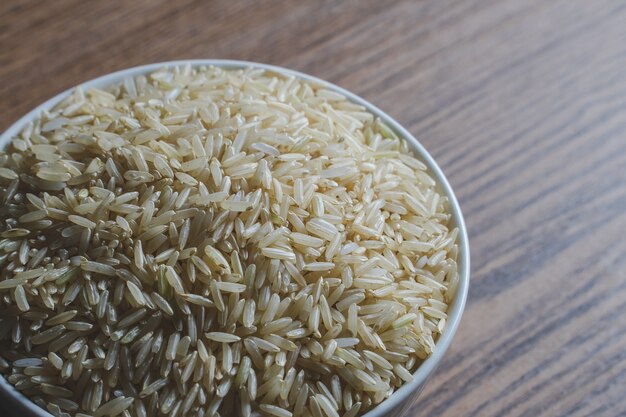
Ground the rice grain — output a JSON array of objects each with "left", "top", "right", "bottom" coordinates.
[{"left": 0, "top": 65, "right": 458, "bottom": 417}]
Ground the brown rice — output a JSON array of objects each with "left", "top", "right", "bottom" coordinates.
[{"left": 0, "top": 65, "right": 458, "bottom": 417}]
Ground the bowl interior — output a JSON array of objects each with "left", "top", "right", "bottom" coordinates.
[{"left": 0, "top": 60, "right": 470, "bottom": 417}]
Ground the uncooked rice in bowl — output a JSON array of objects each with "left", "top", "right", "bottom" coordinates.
[{"left": 0, "top": 65, "right": 459, "bottom": 417}]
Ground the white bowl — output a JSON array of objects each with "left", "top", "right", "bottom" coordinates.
[{"left": 0, "top": 60, "right": 470, "bottom": 417}]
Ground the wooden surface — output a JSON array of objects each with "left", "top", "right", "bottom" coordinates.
[{"left": 2, "top": 0, "right": 626, "bottom": 416}]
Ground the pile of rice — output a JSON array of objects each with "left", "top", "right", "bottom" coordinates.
[{"left": 0, "top": 65, "right": 458, "bottom": 417}]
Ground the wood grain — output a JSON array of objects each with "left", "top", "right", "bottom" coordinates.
[{"left": 2, "top": 0, "right": 626, "bottom": 416}]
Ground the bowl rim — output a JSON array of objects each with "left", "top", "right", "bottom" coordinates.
[{"left": 0, "top": 59, "right": 470, "bottom": 417}]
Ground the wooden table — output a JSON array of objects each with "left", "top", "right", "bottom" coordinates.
[{"left": 2, "top": 1, "right": 626, "bottom": 416}]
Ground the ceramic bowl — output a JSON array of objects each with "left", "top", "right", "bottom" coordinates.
[{"left": 0, "top": 60, "right": 470, "bottom": 417}]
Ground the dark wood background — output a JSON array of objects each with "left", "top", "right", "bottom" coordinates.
[{"left": 2, "top": 1, "right": 626, "bottom": 416}]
